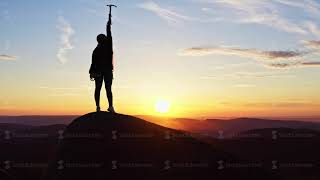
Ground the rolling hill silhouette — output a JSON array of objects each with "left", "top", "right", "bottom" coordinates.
[
  {"left": 2, "top": 113, "right": 319, "bottom": 179},
  {"left": 45, "top": 112, "right": 273, "bottom": 180}
]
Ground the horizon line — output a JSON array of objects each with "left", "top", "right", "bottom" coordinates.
[{"left": 0, "top": 113, "right": 319, "bottom": 121}]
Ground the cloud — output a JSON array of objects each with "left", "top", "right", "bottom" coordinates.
[
  {"left": 301, "top": 61, "right": 320, "bottom": 66},
  {"left": 305, "top": 21, "right": 320, "bottom": 38},
  {"left": 265, "top": 62, "right": 300, "bottom": 68},
  {"left": 179, "top": 47, "right": 304, "bottom": 60},
  {"left": 56, "top": 16, "right": 74, "bottom": 64},
  {"left": 180, "top": 46, "right": 320, "bottom": 69},
  {"left": 273, "top": 0, "right": 320, "bottom": 17},
  {"left": 230, "top": 71, "right": 295, "bottom": 78},
  {"left": 139, "top": 1, "right": 193, "bottom": 24},
  {"left": 201, "top": 71, "right": 296, "bottom": 80},
  {"left": 206, "top": 0, "right": 308, "bottom": 34},
  {"left": 0, "top": 54, "right": 17, "bottom": 61},
  {"left": 304, "top": 40, "right": 320, "bottom": 48},
  {"left": 266, "top": 61, "right": 320, "bottom": 68},
  {"left": 243, "top": 102, "right": 320, "bottom": 108},
  {"left": 138, "top": 0, "right": 320, "bottom": 37}
]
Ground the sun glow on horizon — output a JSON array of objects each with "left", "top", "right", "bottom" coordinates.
[{"left": 155, "top": 99, "right": 170, "bottom": 114}]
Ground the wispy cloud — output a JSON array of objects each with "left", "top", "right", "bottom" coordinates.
[
  {"left": 265, "top": 62, "right": 300, "bottom": 68},
  {"left": 304, "top": 40, "right": 320, "bottom": 48},
  {"left": 301, "top": 61, "right": 320, "bottom": 66},
  {"left": 273, "top": 0, "right": 320, "bottom": 17},
  {"left": 305, "top": 21, "right": 320, "bottom": 38},
  {"left": 0, "top": 54, "right": 17, "bottom": 61},
  {"left": 56, "top": 16, "right": 74, "bottom": 64},
  {"left": 231, "top": 71, "right": 295, "bottom": 78},
  {"left": 205, "top": 0, "right": 308, "bottom": 34},
  {"left": 266, "top": 61, "right": 320, "bottom": 68},
  {"left": 180, "top": 46, "right": 320, "bottom": 69},
  {"left": 179, "top": 47, "right": 304, "bottom": 60},
  {"left": 243, "top": 102, "right": 320, "bottom": 108},
  {"left": 201, "top": 71, "right": 295, "bottom": 80},
  {"left": 139, "top": 1, "right": 193, "bottom": 24},
  {"left": 139, "top": 0, "right": 320, "bottom": 37}
]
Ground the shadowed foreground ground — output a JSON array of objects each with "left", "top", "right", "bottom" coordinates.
[
  {"left": 1, "top": 112, "right": 319, "bottom": 180},
  {"left": 45, "top": 112, "right": 273, "bottom": 180}
]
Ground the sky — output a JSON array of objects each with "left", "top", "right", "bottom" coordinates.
[{"left": 0, "top": 0, "right": 320, "bottom": 118}]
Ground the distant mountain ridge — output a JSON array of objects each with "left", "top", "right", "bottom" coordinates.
[
  {"left": 1, "top": 115, "right": 319, "bottom": 137},
  {"left": 0, "top": 116, "right": 77, "bottom": 126},
  {"left": 139, "top": 116, "right": 320, "bottom": 135}
]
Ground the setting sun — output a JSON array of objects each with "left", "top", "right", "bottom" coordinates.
[{"left": 155, "top": 99, "right": 170, "bottom": 113}]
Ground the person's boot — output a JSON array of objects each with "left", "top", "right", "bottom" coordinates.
[
  {"left": 107, "top": 106, "right": 115, "bottom": 113},
  {"left": 96, "top": 106, "right": 101, "bottom": 112}
]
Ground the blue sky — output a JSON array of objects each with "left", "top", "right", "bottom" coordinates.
[{"left": 0, "top": 0, "right": 320, "bottom": 117}]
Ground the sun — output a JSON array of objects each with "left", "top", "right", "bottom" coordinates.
[{"left": 155, "top": 99, "right": 170, "bottom": 113}]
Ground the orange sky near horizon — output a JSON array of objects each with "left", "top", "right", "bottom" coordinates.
[
  {"left": 1, "top": 1, "right": 320, "bottom": 119},
  {"left": 1, "top": 87, "right": 319, "bottom": 119}
]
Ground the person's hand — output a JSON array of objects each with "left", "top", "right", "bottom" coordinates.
[{"left": 90, "top": 73, "right": 95, "bottom": 81}]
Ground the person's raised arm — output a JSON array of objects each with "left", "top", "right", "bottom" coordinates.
[
  {"left": 107, "top": 13, "right": 112, "bottom": 38},
  {"left": 107, "top": 13, "right": 113, "bottom": 54},
  {"left": 107, "top": 9, "right": 114, "bottom": 71}
]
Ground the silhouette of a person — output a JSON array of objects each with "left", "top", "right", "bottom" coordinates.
[{"left": 89, "top": 14, "right": 115, "bottom": 113}]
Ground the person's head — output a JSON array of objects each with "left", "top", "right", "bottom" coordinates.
[{"left": 97, "top": 34, "right": 107, "bottom": 44}]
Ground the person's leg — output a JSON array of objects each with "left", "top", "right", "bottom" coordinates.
[
  {"left": 104, "top": 71, "right": 114, "bottom": 111},
  {"left": 95, "top": 76, "right": 103, "bottom": 111}
]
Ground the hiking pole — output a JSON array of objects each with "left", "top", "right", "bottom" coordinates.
[{"left": 107, "top": 4, "right": 117, "bottom": 25}]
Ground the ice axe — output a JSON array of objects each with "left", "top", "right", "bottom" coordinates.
[
  {"left": 107, "top": 4, "right": 117, "bottom": 25},
  {"left": 107, "top": 4, "right": 118, "bottom": 17}
]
